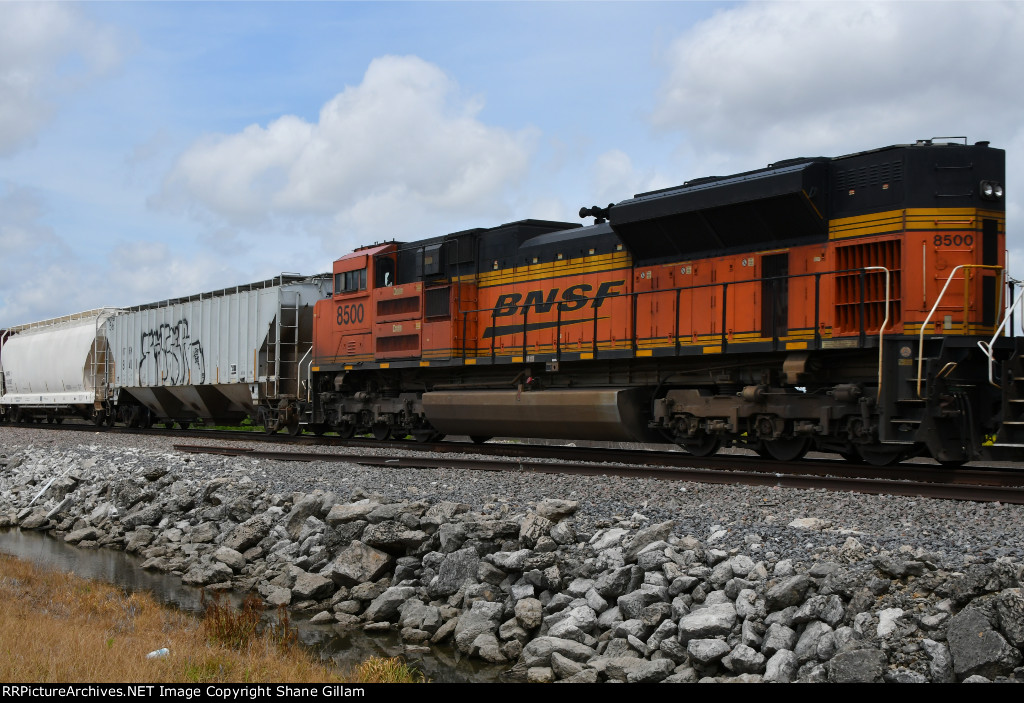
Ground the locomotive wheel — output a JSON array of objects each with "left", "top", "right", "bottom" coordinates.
[
  {"left": 760, "top": 437, "right": 811, "bottom": 462},
  {"left": 55, "top": 417, "right": 64, "bottom": 424},
  {"left": 680, "top": 433, "right": 721, "bottom": 458},
  {"left": 412, "top": 430, "right": 443, "bottom": 443},
  {"left": 334, "top": 421, "right": 356, "bottom": 439},
  {"left": 838, "top": 450, "right": 865, "bottom": 464},
  {"left": 470, "top": 436, "right": 492, "bottom": 444},
  {"left": 310, "top": 424, "right": 327, "bottom": 436},
  {"left": 856, "top": 445, "right": 905, "bottom": 467},
  {"left": 372, "top": 422, "right": 392, "bottom": 441}
]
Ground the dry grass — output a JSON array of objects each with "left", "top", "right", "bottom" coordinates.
[{"left": 0, "top": 554, "right": 424, "bottom": 683}]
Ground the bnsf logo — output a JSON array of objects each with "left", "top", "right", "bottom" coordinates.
[{"left": 492, "top": 281, "right": 625, "bottom": 316}]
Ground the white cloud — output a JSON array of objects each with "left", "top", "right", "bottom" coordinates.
[
  {"left": 0, "top": 3, "right": 121, "bottom": 156},
  {"left": 159, "top": 55, "right": 536, "bottom": 246},
  {"left": 654, "top": 1, "right": 1024, "bottom": 167}
]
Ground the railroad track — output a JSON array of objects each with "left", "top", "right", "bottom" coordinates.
[
  {"left": 170, "top": 441, "right": 1024, "bottom": 506},
  {"left": 10, "top": 422, "right": 1024, "bottom": 503}
]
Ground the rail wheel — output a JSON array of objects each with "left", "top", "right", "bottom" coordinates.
[
  {"left": 470, "top": 436, "right": 492, "bottom": 444},
  {"left": 177, "top": 421, "right": 190, "bottom": 430},
  {"left": 309, "top": 424, "right": 327, "bottom": 436},
  {"left": 680, "top": 432, "right": 721, "bottom": 458},
  {"left": 838, "top": 450, "right": 864, "bottom": 464},
  {"left": 93, "top": 410, "right": 106, "bottom": 427},
  {"left": 759, "top": 437, "right": 811, "bottom": 462},
  {"left": 412, "top": 430, "right": 443, "bottom": 443},
  {"left": 334, "top": 421, "right": 356, "bottom": 439},
  {"left": 856, "top": 445, "right": 905, "bottom": 467},
  {"left": 372, "top": 422, "right": 391, "bottom": 441}
]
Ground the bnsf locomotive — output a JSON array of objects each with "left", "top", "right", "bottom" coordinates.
[
  {"left": 0, "top": 138, "right": 1017, "bottom": 467},
  {"left": 305, "top": 138, "right": 1013, "bottom": 466}
]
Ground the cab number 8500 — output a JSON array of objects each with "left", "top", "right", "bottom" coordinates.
[
  {"left": 336, "top": 303, "right": 365, "bottom": 325},
  {"left": 933, "top": 234, "right": 974, "bottom": 247}
]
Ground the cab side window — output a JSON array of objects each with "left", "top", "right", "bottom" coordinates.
[{"left": 335, "top": 268, "right": 366, "bottom": 294}]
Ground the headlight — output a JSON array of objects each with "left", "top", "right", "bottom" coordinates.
[{"left": 980, "top": 180, "right": 1004, "bottom": 200}]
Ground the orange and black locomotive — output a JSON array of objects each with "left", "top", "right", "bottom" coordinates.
[{"left": 306, "top": 138, "right": 1014, "bottom": 466}]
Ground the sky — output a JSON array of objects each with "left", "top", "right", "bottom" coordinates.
[{"left": 1, "top": 0, "right": 1023, "bottom": 327}]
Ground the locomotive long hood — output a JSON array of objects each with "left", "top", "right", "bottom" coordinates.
[{"left": 607, "top": 159, "right": 829, "bottom": 264}]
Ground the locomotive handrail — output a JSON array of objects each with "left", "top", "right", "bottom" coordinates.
[
  {"left": 300, "top": 347, "right": 313, "bottom": 402},
  {"left": 977, "top": 280, "right": 1024, "bottom": 388},
  {"left": 917, "top": 264, "right": 1004, "bottom": 398},
  {"left": 456, "top": 265, "right": 901, "bottom": 365},
  {"left": 862, "top": 266, "right": 891, "bottom": 401}
]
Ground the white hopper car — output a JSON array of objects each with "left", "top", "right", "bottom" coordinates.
[{"left": 0, "top": 274, "right": 330, "bottom": 430}]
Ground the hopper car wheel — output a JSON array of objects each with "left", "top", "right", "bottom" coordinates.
[
  {"left": 310, "top": 424, "right": 327, "bottom": 436},
  {"left": 838, "top": 450, "right": 864, "bottom": 464},
  {"left": 413, "top": 430, "right": 443, "bottom": 443},
  {"left": 856, "top": 445, "right": 905, "bottom": 467},
  {"left": 680, "top": 433, "right": 721, "bottom": 458},
  {"left": 938, "top": 459, "right": 967, "bottom": 468},
  {"left": 286, "top": 422, "right": 302, "bottom": 437},
  {"left": 46, "top": 416, "right": 54, "bottom": 424},
  {"left": 470, "top": 436, "right": 492, "bottom": 444},
  {"left": 164, "top": 421, "right": 176, "bottom": 430},
  {"left": 372, "top": 422, "right": 392, "bottom": 441},
  {"left": 55, "top": 417, "right": 64, "bottom": 425},
  {"left": 759, "top": 437, "right": 811, "bottom": 462},
  {"left": 93, "top": 411, "right": 106, "bottom": 427},
  {"left": 177, "top": 422, "right": 190, "bottom": 430}
]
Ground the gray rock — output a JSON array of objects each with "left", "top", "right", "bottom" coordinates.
[
  {"left": 763, "top": 650, "right": 798, "bottom": 683},
  {"left": 362, "top": 586, "right": 415, "bottom": 622},
  {"left": 428, "top": 547, "right": 479, "bottom": 598},
  {"left": 454, "top": 600, "right": 504, "bottom": 654},
  {"left": 922, "top": 638, "right": 955, "bottom": 683},
  {"left": 536, "top": 499, "right": 578, "bottom": 522},
  {"left": 722, "top": 643, "right": 766, "bottom": 675},
  {"left": 604, "top": 657, "right": 674, "bottom": 683},
  {"left": 765, "top": 574, "right": 811, "bottom": 611},
  {"left": 321, "top": 540, "right": 394, "bottom": 586},
  {"left": 687, "top": 638, "right": 731, "bottom": 665},
  {"left": 213, "top": 546, "right": 246, "bottom": 571},
  {"left": 991, "top": 588, "right": 1024, "bottom": 647},
  {"left": 520, "top": 512, "right": 554, "bottom": 547},
  {"left": 515, "top": 597, "right": 543, "bottom": 630},
  {"left": 762, "top": 622, "right": 798, "bottom": 656},
  {"left": 617, "top": 586, "right": 664, "bottom": 620},
  {"left": 794, "top": 621, "right": 835, "bottom": 664},
  {"left": 677, "top": 602, "right": 737, "bottom": 644},
  {"left": 828, "top": 648, "right": 887, "bottom": 683},
  {"left": 624, "top": 520, "right": 675, "bottom": 563},
  {"left": 947, "top": 607, "right": 1023, "bottom": 679},
  {"left": 489, "top": 549, "right": 532, "bottom": 571},
  {"left": 793, "top": 594, "right": 845, "bottom": 628},
  {"left": 550, "top": 651, "right": 583, "bottom": 679},
  {"left": 326, "top": 501, "right": 378, "bottom": 525},
  {"left": 519, "top": 636, "right": 597, "bottom": 668},
  {"left": 182, "top": 560, "right": 234, "bottom": 586},
  {"left": 291, "top": 571, "right": 334, "bottom": 600},
  {"left": 223, "top": 514, "right": 272, "bottom": 552},
  {"left": 64, "top": 527, "right": 101, "bottom": 544}
]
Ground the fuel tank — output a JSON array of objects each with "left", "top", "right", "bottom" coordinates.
[{"left": 421, "top": 387, "right": 661, "bottom": 443}]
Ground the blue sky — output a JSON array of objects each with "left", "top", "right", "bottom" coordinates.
[{"left": 2, "top": 1, "right": 1023, "bottom": 326}]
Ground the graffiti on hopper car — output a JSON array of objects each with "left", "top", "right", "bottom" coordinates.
[{"left": 137, "top": 319, "right": 206, "bottom": 386}]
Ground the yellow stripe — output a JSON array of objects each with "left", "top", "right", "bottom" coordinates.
[
  {"left": 419, "top": 361, "right": 430, "bottom": 367},
  {"left": 785, "top": 341, "right": 808, "bottom": 350},
  {"left": 636, "top": 349, "right": 653, "bottom": 357}
]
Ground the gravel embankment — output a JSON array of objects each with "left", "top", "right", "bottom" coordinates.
[{"left": 2, "top": 426, "right": 1024, "bottom": 683}]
